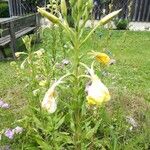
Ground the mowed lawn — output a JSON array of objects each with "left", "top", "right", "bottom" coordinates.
[{"left": 0, "top": 29, "right": 150, "bottom": 148}]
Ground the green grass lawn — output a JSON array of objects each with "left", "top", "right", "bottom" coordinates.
[{"left": 0, "top": 29, "right": 150, "bottom": 149}]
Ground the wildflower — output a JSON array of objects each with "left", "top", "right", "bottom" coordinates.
[
  {"left": 86, "top": 75, "right": 110, "bottom": 106},
  {"left": 4, "top": 129, "right": 14, "bottom": 139},
  {"left": 41, "top": 81, "right": 58, "bottom": 113},
  {"left": 39, "top": 80, "right": 47, "bottom": 87},
  {"left": 90, "top": 51, "right": 110, "bottom": 65},
  {"left": 80, "top": 62, "right": 110, "bottom": 106},
  {"left": 1, "top": 103, "right": 9, "bottom": 109},
  {"left": 34, "top": 49, "right": 45, "bottom": 57},
  {"left": 42, "top": 90, "right": 57, "bottom": 114},
  {"left": 0, "top": 100, "right": 10, "bottom": 109},
  {"left": 62, "top": 59, "right": 70, "bottom": 66},
  {"left": 41, "top": 74, "right": 69, "bottom": 113},
  {"left": 12, "top": 126, "right": 23, "bottom": 134}
]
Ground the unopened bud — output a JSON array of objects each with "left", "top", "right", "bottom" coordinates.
[
  {"left": 61, "top": 0, "right": 67, "bottom": 17},
  {"left": 37, "top": 7, "right": 60, "bottom": 24},
  {"left": 99, "top": 9, "right": 122, "bottom": 25}
]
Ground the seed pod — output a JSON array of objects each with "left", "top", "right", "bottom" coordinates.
[
  {"left": 99, "top": 9, "right": 122, "bottom": 25},
  {"left": 37, "top": 7, "right": 60, "bottom": 24},
  {"left": 61, "top": 0, "right": 67, "bottom": 17}
]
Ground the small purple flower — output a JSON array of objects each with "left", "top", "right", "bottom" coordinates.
[
  {"left": 1, "top": 103, "right": 10, "bottom": 109},
  {"left": 0, "top": 99, "right": 10, "bottom": 109},
  {"left": 4, "top": 129, "right": 14, "bottom": 139},
  {"left": 0, "top": 100, "right": 4, "bottom": 107}
]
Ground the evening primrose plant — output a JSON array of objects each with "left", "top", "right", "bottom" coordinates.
[{"left": 12, "top": 1, "right": 121, "bottom": 149}]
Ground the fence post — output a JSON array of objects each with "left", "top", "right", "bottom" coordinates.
[
  {"left": 8, "top": 0, "right": 13, "bottom": 17},
  {"left": 9, "top": 21, "right": 16, "bottom": 58}
]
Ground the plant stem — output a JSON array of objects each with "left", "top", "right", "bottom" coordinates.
[{"left": 73, "top": 33, "right": 82, "bottom": 149}]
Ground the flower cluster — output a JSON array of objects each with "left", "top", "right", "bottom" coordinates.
[
  {"left": 41, "top": 61, "right": 111, "bottom": 114},
  {"left": 0, "top": 126, "right": 23, "bottom": 140}
]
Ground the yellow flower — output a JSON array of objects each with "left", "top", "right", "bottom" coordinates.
[
  {"left": 90, "top": 51, "right": 110, "bottom": 65},
  {"left": 86, "top": 75, "right": 110, "bottom": 106}
]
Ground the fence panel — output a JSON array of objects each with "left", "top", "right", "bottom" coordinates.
[{"left": 93, "top": 0, "right": 150, "bottom": 22}]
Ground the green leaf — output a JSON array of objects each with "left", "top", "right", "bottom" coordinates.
[
  {"left": 86, "top": 119, "right": 102, "bottom": 139},
  {"left": 55, "top": 116, "right": 65, "bottom": 130},
  {"left": 36, "top": 139, "right": 51, "bottom": 150}
]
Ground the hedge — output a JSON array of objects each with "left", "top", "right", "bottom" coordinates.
[{"left": 0, "top": 2, "right": 9, "bottom": 18}]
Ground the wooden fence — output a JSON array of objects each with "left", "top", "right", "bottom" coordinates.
[
  {"left": 8, "top": 0, "right": 46, "bottom": 16},
  {"left": 6, "top": 0, "right": 150, "bottom": 22},
  {"left": 131, "top": 0, "right": 150, "bottom": 22},
  {"left": 93, "top": 0, "right": 150, "bottom": 22}
]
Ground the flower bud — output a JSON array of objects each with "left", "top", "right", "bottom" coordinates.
[
  {"left": 37, "top": 7, "right": 60, "bottom": 24},
  {"left": 99, "top": 9, "right": 122, "bottom": 25},
  {"left": 90, "top": 51, "right": 110, "bottom": 65},
  {"left": 61, "top": 0, "right": 67, "bottom": 17}
]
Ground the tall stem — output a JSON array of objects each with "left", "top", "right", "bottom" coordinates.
[{"left": 73, "top": 33, "right": 82, "bottom": 149}]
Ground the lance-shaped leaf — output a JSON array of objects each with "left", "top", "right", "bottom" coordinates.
[{"left": 37, "top": 7, "right": 60, "bottom": 24}]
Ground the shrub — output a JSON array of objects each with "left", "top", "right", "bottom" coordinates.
[
  {"left": 115, "top": 19, "right": 129, "bottom": 30},
  {"left": 0, "top": 2, "right": 9, "bottom": 18}
]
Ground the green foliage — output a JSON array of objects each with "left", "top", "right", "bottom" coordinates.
[
  {"left": 0, "top": 2, "right": 9, "bottom": 18},
  {"left": 0, "top": 30, "right": 150, "bottom": 149},
  {"left": 115, "top": 19, "right": 129, "bottom": 30},
  {"left": 0, "top": 0, "right": 150, "bottom": 149}
]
